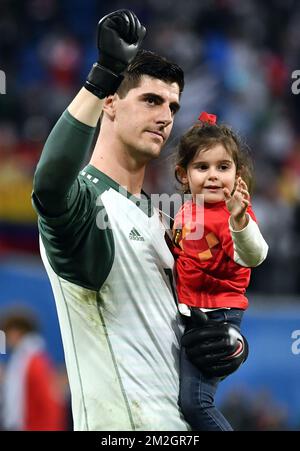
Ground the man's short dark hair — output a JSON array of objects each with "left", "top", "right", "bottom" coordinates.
[
  {"left": 0, "top": 308, "right": 39, "bottom": 335},
  {"left": 117, "top": 49, "right": 185, "bottom": 98}
]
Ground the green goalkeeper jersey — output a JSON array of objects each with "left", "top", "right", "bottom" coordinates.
[{"left": 32, "top": 111, "right": 189, "bottom": 431}]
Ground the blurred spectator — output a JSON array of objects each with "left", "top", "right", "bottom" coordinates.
[{"left": 0, "top": 307, "right": 66, "bottom": 431}]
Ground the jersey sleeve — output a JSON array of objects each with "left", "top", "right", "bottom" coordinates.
[
  {"left": 32, "top": 111, "right": 114, "bottom": 291},
  {"left": 32, "top": 109, "right": 96, "bottom": 218},
  {"left": 229, "top": 205, "right": 269, "bottom": 267}
]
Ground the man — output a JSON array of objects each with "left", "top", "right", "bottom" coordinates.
[
  {"left": 32, "top": 10, "right": 247, "bottom": 431},
  {"left": 0, "top": 309, "right": 65, "bottom": 431}
]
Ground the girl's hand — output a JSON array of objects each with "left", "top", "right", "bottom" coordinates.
[{"left": 223, "top": 177, "right": 250, "bottom": 230}]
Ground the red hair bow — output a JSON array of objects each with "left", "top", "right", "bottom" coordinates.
[{"left": 198, "top": 111, "right": 217, "bottom": 125}]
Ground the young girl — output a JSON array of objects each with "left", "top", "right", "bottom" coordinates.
[{"left": 173, "top": 112, "right": 268, "bottom": 431}]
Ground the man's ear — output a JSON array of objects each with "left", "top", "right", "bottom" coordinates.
[
  {"left": 175, "top": 165, "right": 188, "bottom": 185},
  {"left": 102, "top": 94, "right": 118, "bottom": 119}
]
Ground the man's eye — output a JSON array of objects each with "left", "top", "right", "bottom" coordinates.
[{"left": 146, "top": 97, "right": 155, "bottom": 104}]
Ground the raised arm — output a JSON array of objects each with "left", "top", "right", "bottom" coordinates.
[
  {"left": 224, "top": 177, "right": 268, "bottom": 267},
  {"left": 32, "top": 10, "right": 146, "bottom": 216},
  {"left": 229, "top": 214, "right": 268, "bottom": 267},
  {"left": 32, "top": 91, "right": 101, "bottom": 216}
]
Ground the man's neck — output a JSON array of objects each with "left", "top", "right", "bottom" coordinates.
[{"left": 90, "top": 139, "right": 146, "bottom": 197}]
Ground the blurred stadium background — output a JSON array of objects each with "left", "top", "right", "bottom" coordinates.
[{"left": 1, "top": 0, "right": 300, "bottom": 430}]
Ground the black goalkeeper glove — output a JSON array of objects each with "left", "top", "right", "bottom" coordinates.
[
  {"left": 181, "top": 309, "right": 249, "bottom": 378},
  {"left": 85, "top": 9, "right": 146, "bottom": 99}
]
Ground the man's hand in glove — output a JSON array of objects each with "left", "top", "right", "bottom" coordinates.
[
  {"left": 85, "top": 10, "right": 146, "bottom": 99},
  {"left": 181, "top": 309, "right": 249, "bottom": 378}
]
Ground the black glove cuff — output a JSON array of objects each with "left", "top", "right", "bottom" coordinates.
[{"left": 84, "top": 63, "right": 124, "bottom": 99}]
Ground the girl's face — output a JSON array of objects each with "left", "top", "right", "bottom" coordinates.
[{"left": 180, "top": 144, "right": 237, "bottom": 203}]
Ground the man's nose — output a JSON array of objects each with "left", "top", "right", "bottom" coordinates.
[{"left": 156, "top": 105, "right": 173, "bottom": 127}]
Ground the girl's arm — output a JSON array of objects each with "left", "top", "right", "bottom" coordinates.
[{"left": 229, "top": 214, "right": 268, "bottom": 267}]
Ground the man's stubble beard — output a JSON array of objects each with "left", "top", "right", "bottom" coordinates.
[{"left": 129, "top": 140, "right": 166, "bottom": 164}]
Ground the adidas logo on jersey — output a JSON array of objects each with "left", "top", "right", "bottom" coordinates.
[{"left": 129, "top": 228, "right": 145, "bottom": 241}]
